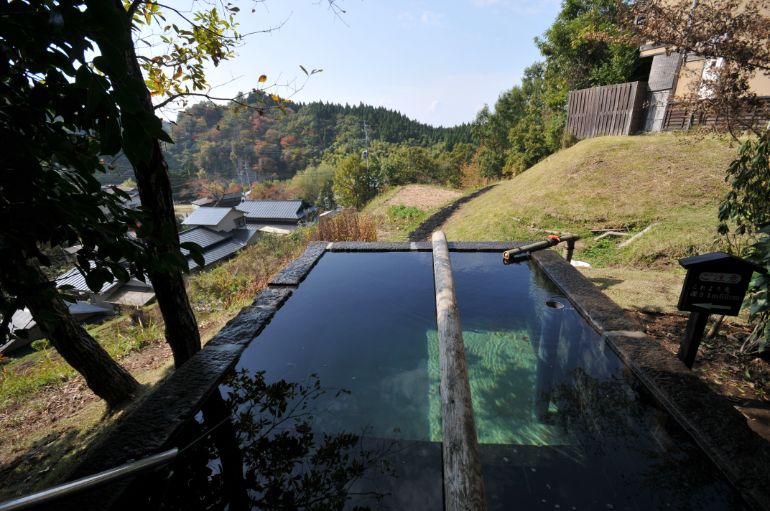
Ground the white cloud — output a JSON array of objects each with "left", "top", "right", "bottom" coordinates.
[{"left": 428, "top": 100, "right": 441, "bottom": 113}]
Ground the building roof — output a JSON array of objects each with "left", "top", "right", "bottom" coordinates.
[
  {"left": 182, "top": 207, "right": 234, "bottom": 227},
  {"left": 187, "top": 240, "right": 244, "bottom": 271},
  {"left": 230, "top": 226, "right": 260, "bottom": 245},
  {"left": 10, "top": 308, "right": 35, "bottom": 333},
  {"left": 56, "top": 265, "right": 120, "bottom": 295},
  {"left": 236, "top": 200, "right": 310, "bottom": 222},
  {"left": 68, "top": 302, "right": 113, "bottom": 316},
  {"left": 192, "top": 197, "right": 214, "bottom": 207},
  {"left": 180, "top": 226, "right": 257, "bottom": 270},
  {"left": 213, "top": 191, "right": 243, "bottom": 207},
  {"left": 179, "top": 227, "right": 229, "bottom": 254},
  {"left": 5, "top": 302, "right": 111, "bottom": 349}
]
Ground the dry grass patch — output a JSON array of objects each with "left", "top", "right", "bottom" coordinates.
[
  {"left": 365, "top": 184, "right": 463, "bottom": 241},
  {"left": 579, "top": 266, "right": 686, "bottom": 312},
  {"left": 312, "top": 210, "right": 377, "bottom": 242},
  {"left": 381, "top": 184, "right": 462, "bottom": 210}
]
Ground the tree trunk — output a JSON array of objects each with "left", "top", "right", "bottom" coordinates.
[
  {"left": 9, "top": 260, "right": 139, "bottom": 408},
  {"left": 131, "top": 134, "right": 201, "bottom": 367},
  {"left": 126, "top": 114, "right": 201, "bottom": 366},
  {"left": 127, "top": 22, "right": 200, "bottom": 368},
  {"left": 90, "top": 0, "right": 202, "bottom": 367}
]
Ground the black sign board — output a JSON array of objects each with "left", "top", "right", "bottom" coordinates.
[
  {"left": 677, "top": 252, "right": 763, "bottom": 316},
  {"left": 675, "top": 252, "right": 765, "bottom": 368}
]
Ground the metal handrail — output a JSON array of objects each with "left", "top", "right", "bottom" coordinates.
[{"left": 0, "top": 448, "right": 178, "bottom": 511}]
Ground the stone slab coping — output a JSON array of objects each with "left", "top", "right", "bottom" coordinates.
[{"left": 60, "top": 287, "right": 293, "bottom": 510}]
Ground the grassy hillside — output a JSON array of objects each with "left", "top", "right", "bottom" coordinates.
[{"left": 443, "top": 133, "right": 737, "bottom": 269}]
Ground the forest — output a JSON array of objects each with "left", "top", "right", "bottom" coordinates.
[
  {"left": 108, "top": 95, "right": 475, "bottom": 202},
  {"left": 95, "top": 0, "right": 646, "bottom": 209},
  {"left": 92, "top": 0, "right": 649, "bottom": 210}
]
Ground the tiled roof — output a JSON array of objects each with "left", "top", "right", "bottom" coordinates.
[
  {"left": 10, "top": 309, "right": 35, "bottom": 332},
  {"left": 236, "top": 200, "right": 308, "bottom": 222},
  {"left": 230, "top": 226, "right": 259, "bottom": 245},
  {"left": 181, "top": 226, "right": 256, "bottom": 270},
  {"left": 179, "top": 227, "right": 229, "bottom": 254},
  {"left": 56, "top": 225, "right": 254, "bottom": 295},
  {"left": 213, "top": 192, "right": 243, "bottom": 207},
  {"left": 56, "top": 265, "right": 120, "bottom": 294},
  {"left": 187, "top": 240, "right": 244, "bottom": 270},
  {"left": 9, "top": 302, "right": 111, "bottom": 335},
  {"left": 182, "top": 207, "right": 233, "bottom": 226}
]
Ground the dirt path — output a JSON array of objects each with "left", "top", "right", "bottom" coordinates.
[{"left": 407, "top": 185, "right": 497, "bottom": 241}]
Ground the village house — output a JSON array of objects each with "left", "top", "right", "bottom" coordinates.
[
  {"left": 0, "top": 302, "right": 113, "bottom": 355},
  {"left": 236, "top": 199, "right": 317, "bottom": 234},
  {"left": 179, "top": 207, "right": 259, "bottom": 270},
  {"left": 56, "top": 264, "right": 156, "bottom": 308},
  {"left": 565, "top": 1, "right": 769, "bottom": 139},
  {"left": 190, "top": 191, "right": 243, "bottom": 209},
  {"left": 48, "top": 206, "right": 265, "bottom": 313},
  {"left": 638, "top": 44, "right": 770, "bottom": 131}
]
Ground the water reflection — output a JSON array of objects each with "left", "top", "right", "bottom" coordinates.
[
  {"left": 450, "top": 252, "right": 746, "bottom": 510},
  {"left": 118, "top": 370, "right": 396, "bottom": 510}
]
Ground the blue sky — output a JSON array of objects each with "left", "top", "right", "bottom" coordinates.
[{"left": 188, "top": 0, "right": 562, "bottom": 127}]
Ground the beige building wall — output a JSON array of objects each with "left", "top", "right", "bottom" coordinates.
[
  {"left": 669, "top": 58, "right": 770, "bottom": 98},
  {"left": 673, "top": 58, "right": 705, "bottom": 98},
  {"left": 748, "top": 73, "right": 770, "bottom": 97}
]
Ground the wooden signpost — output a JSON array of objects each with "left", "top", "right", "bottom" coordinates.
[{"left": 676, "top": 252, "right": 765, "bottom": 368}]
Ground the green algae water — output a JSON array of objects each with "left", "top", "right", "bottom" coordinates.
[
  {"left": 112, "top": 251, "right": 746, "bottom": 511},
  {"left": 426, "top": 329, "right": 565, "bottom": 445}
]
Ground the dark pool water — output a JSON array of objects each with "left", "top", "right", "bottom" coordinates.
[{"left": 109, "top": 252, "right": 745, "bottom": 510}]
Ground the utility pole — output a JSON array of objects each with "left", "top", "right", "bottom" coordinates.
[{"left": 361, "top": 120, "right": 370, "bottom": 169}]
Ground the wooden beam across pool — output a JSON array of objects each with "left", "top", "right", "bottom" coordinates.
[{"left": 431, "top": 231, "right": 487, "bottom": 511}]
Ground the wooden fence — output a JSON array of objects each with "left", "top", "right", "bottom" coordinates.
[
  {"left": 662, "top": 98, "right": 770, "bottom": 132},
  {"left": 566, "top": 81, "right": 646, "bottom": 139}
]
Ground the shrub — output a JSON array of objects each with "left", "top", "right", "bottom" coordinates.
[
  {"left": 386, "top": 205, "right": 424, "bottom": 222},
  {"left": 188, "top": 232, "right": 309, "bottom": 309}
]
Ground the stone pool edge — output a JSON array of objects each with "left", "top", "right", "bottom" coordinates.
[{"left": 532, "top": 249, "right": 770, "bottom": 511}]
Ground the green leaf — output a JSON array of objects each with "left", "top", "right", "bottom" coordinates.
[
  {"left": 109, "top": 263, "right": 130, "bottom": 282},
  {"left": 85, "top": 267, "right": 113, "bottom": 293},
  {"left": 180, "top": 242, "right": 205, "bottom": 268},
  {"left": 99, "top": 116, "right": 123, "bottom": 155},
  {"left": 139, "top": 111, "right": 174, "bottom": 143}
]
